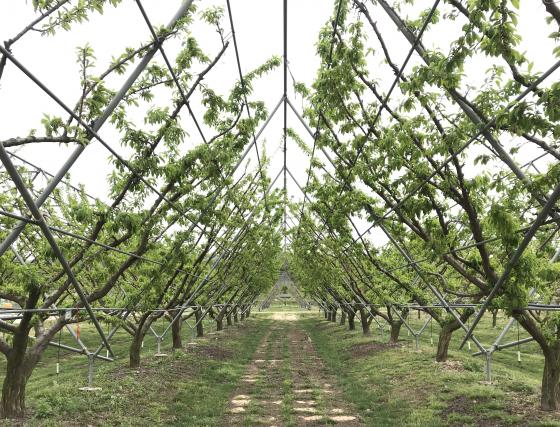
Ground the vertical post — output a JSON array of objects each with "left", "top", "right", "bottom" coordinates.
[
  {"left": 87, "top": 353, "right": 94, "bottom": 388},
  {"left": 282, "top": 0, "right": 288, "bottom": 249},
  {"left": 79, "top": 353, "right": 101, "bottom": 391},
  {"left": 485, "top": 351, "right": 493, "bottom": 382}
]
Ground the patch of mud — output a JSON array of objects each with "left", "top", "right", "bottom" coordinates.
[
  {"left": 442, "top": 395, "right": 511, "bottom": 427},
  {"left": 349, "top": 341, "right": 401, "bottom": 358},
  {"left": 184, "top": 343, "right": 233, "bottom": 360},
  {"left": 111, "top": 357, "right": 194, "bottom": 381},
  {"left": 436, "top": 360, "right": 464, "bottom": 372},
  {"left": 442, "top": 396, "right": 490, "bottom": 426},
  {"left": 443, "top": 393, "right": 558, "bottom": 426}
]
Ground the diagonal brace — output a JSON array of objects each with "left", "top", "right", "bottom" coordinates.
[{"left": 0, "top": 143, "right": 114, "bottom": 356}]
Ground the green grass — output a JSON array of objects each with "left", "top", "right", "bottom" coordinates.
[
  {"left": 301, "top": 311, "right": 560, "bottom": 427},
  {"left": 2, "top": 308, "right": 559, "bottom": 426},
  {"left": 0, "top": 317, "right": 269, "bottom": 426}
]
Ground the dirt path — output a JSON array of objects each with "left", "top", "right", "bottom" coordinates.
[{"left": 222, "top": 317, "right": 362, "bottom": 426}]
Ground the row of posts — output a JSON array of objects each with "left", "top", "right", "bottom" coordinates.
[
  {"left": 318, "top": 304, "right": 527, "bottom": 383},
  {"left": 68, "top": 304, "right": 252, "bottom": 390}
]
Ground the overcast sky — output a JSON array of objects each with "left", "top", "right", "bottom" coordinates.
[{"left": 0, "top": 0, "right": 558, "bottom": 247}]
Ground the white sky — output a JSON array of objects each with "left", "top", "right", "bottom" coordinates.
[{"left": 0, "top": 0, "right": 558, "bottom": 248}]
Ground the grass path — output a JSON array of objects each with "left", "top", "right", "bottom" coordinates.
[{"left": 223, "top": 317, "right": 362, "bottom": 426}]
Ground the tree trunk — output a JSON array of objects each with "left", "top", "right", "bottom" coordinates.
[
  {"left": 129, "top": 318, "right": 152, "bottom": 368},
  {"left": 541, "top": 349, "right": 560, "bottom": 410},
  {"left": 129, "top": 333, "right": 143, "bottom": 369},
  {"left": 1, "top": 288, "right": 41, "bottom": 418},
  {"left": 234, "top": 310, "right": 239, "bottom": 323},
  {"left": 195, "top": 307, "right": 204, "bottom": 337},
  {"left": 172, "top": 318, "right": 182, "bottom": 350},
  {"left": 324, "top": 309, "right": 328, "bottom": 319},
  {"left": 216, "top": 318, "right": 224, "bottom": 331},
  {"left": 226, "top": 314, "right": 233, "bottom": 326},
  {"left": 240, "top": 311, "right": 246, "bottom": 321},
  {"left": 436, "top": 323, "right": 454, "bottom": 362},
  {"left": 359, "top": 307, "right": 371, "bottom": 336},
  {"left": 340, "top": 311, "right": 346, "bottom": 326},
  {"left": 348, "top": 312, "right": 356, "bottom": 330},
  {"left": 492, "top": 310, "right": 498, "bottom": 328},
  {"left": 516, "top": 312, "right": 560, "bottom": 410},
  {"left": 331, "top": 309, "right": 337, "bottom": 323},
  {"left": 389, "top": 320, "right": 403, "bottom": 343},
  {"left": 1, "top": 355, "right": 33, "bottom": 418}
]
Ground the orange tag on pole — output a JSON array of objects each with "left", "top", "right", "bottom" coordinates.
[{"left": 76, "top": 323, "right": 81, "bottom": 340}]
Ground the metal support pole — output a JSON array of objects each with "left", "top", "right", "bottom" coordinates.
[
  {"left": 286, "top": 97, "right": 336, "bottom": 168},
  {"left": 473, "top": 336, "right": 534, "bottom": 356},
  {"left": 190, "top": 323, "right": 196, "bottom": 343},
  {"left": 461, "top": 179, "right": 560, "bottom": 348},
  {"left": 0, "top": 144, "right": 114, "bottom": 356},
  {"left": 174, "top": 109, "right": 278, "bottom": 247},
  {"left": 87, "top": 353, "right": 94, "bottom": 387},
  {"left": 161, "top": 168, "right": 282, "bottom": 338},
  {"left": 368, "top": 0, "right": 560, "bottom": 211},
  {"left": 379, "top": 223, "right": 486, "bottom": 353},
  {"left": 485, "top": 351, "right": 493, "bottom": 382},
  {"left": 93, "top": 310, "right": 132, "bottom": 359},
  {"left": 282, "top": 0, "right": 288, "bottom": 249},
  {"left": 157, "top": 336, "right": 162, "bottom": 355},
  {"left": 79, "top": 353, "right": 102, "bottom": 391},
  {"left": 9, "top": 246, "right": 114, "bottom": 361},
  {"left": 393, "top": 305, "right": 431, "bottom": 351}
]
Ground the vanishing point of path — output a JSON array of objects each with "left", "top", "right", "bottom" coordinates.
[{"left": 221, "top": 313, "right": 363, "bottom": 426}]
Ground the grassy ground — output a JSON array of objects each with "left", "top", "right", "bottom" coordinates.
[
  {"left": 1, "top": 306, "right": 559, "bottom": 426},
  {"left": 0, "top": 316, "right": 269, "bottom": 426},
  {"left": 302, "top": 310, "right": 560, "bottom": 427}
]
